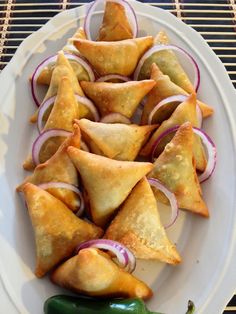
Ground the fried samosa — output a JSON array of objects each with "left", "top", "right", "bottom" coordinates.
[
  {"left": 18, "top": 125, "right": 81, "bottom": 212},
  {"left": 141, "top": 93, "right": 207, "bottom": 172},
  {"left": 37, "top": 27, "right": 88, "bottom": 86},
  {"left": 98, "top": 0, "right": 133, "bottom": 41},
  {"left": 44, "top": 76, "right": 79, "bottom": 131},
  {"left": 21, "top": 183, "right": 103, "bottom": 278},
  {"left": 51, "top": 248, "right": 152, "bottom": 299},
  {"left": 141, "top": 63, "right": 213, "bottom": 125},
  {"left": 67, "top": 147, "right": 153, "bottom": 227},
  {"left": 24, "top": 76, "right": 80, "bottom": 171},
  {"left": 30, "top": 51, "right": 90, "bottom": 123},
  {"left": 76, "top": 118, "right": 157, "bottom": 161},
  {"left": 80, "top": 80, "right": 156, "bottom": 118},
  {"left": 105, "top": 177, "right": 181, "bottom": 264},
  {"left": 148, "top": 122, "right": 209, "bottom": 217},
  {"left": 73, "top": 37, "right": 153, "bottom": 76},
  {"left": 138, "top": 30, "right": 194, "bottom": 94}
]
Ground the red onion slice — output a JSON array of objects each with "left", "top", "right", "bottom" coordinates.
[
  {"left": 84, "top": 0, "right": 138, "bottom": 41},
  {"left": 32, "top": 129, "right": 71, "bottom": 166},
  {"left": 133, "top": 44, "right": 200, "bottom": 92},
  {"left": 31, "top": 55, "right": 56, "bottom": 107},
  {"left": 148, "top": 95, "right": 187, "bottom": 125},
  {"left": 193, "top": 127, "right": 217, "bottom": 183},
  {"left": 96, "top": 74, "right": 131, "bottom": 82},
  {"left": 148, "top": 178, "right": 179, "bottom": 228},
  {"left": 76, "top": 239, "right": 136, "bottom": 273},
  {"left": 37, "top": 96, "right": 56, "bottom": 133},
  {"left": 125, "top": 247, "right": 136, "bottom": 273},
  {"left": 196, "top": 104, "right": 203, "bottom": 128},
  {"left": 65, "top": 53, "right": 95, "bottom": 81},
  {"left": 75, "top": 95, "right": 100, "bottom": 121},
  {"left": 31, "top": 53, "right": 95, "bottom": 107},
  {"left": 38, "top": 182, "right": 85, "bottom": 217},
  {"left": 100, "top": 113, "right": 131, "bottom": 124},
  {"left": 148, "top": 95, "right": 202, "bottom": 127},
  {"left": 151, "top": 125, "right": 217, "bottom": 183}
]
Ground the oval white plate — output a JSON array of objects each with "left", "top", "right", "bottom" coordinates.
[{"left": 0, "top": 1, "right": 236, "bottom": 313}]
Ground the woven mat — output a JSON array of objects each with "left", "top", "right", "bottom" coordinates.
[{"left": 0, "top": 0, "right": 235, "bottom": 313}]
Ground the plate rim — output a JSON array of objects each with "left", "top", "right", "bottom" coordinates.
[{"left": 0, "top": 1, "right": 235, "bottom": 313}]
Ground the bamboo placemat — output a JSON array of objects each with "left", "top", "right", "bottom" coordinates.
[{"left": 0, "top": 0, "right": 235, "bottom": 313}]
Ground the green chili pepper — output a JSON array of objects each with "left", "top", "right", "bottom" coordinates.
[
  {"left": 44, "top": 295, "right": 161, "bottom": 314},
  {"left": 186, "top": 300, "right": 195, "bottom": 314}
]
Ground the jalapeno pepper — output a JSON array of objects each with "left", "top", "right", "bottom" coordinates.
[{"left": 44, "top": 295, "right": 161, "bottom": 314}]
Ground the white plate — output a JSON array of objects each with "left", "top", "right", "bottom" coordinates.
[{"left": 0, "top": 1, "right": 236, "bottom": 313}]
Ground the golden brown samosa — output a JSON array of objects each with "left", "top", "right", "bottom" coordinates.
[
  {"left": 105, "top": 177, "right": 181, "bottom": 264},
  {"left": 98, "top": 1, "right": 133, "bottom": 41},
  {"left": 18, "top": 125, "right": 81, "bottom": 212},
  {"left": 141, "top": 93, "right": 207, "bottom": 172},
  {"left": 51, "top": 248, "right": 152, "bottom": 299},
  {"left": 44, "top": 76, "right": 79, "bottom": 131},
  {"left": 21, "top": 183, "right": 103, "bottom": 278},
  {"left": 24, "top": 76, "right": 80, "bottom": 171},
  {"left": 80, "top": 80, "right": 156, "bottom": 118},
  {"left": 37, "top": 27, "right": 89, "bottom": 86},
  {"left": 73, "top": 37, "right": 153, "bottom": 76},
  {"left": 138, "top": 30, "right": 195, "bottom": 94},
  {"left": 148, "top": 122, "right": 209, "bottom": 217},
  {"left": 67, "top": 147, "right": 153, "bottom": 227},
  {"left": 30, "top": 51, "right": 90, "bottom": 123},
  {"left": 141, "top": 63, "right": 213, "bottom": 125},
  {"left": 76, "top": 118, "right": 157, "bottom": 161}
]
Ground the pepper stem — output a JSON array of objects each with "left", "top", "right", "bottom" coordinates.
[{"left": 186, "top": 300, "right": 195, "bottom": 314}]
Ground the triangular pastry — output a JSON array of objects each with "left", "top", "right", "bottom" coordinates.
[
  {"left": 37, "top": 27, "right": 88, "bottom": 85},
  {"left": 98, "top": 0, "right": 133, "bottom": 41},
  {"left": 148, "top": 122, "right": 209, "bottom": 217},
  {"left": 18, "top": 125, "right": 81, "bottom": 212},
  {"left": 21, "top": 183, "right": 103, "bottom": 278},
  {"left": 141, "top": 64, "right": 214, "bottom": 124},
  {"left": 67, "top": 147, "right": 153, "bottom": 227},
  {"left": 80, "top": 80, "right": 156, "bottom": 118},
  {"left": 105, "top": 177, "right": 181, "bottom": 264},
  {"left": 30, "top": 51, "right": 90, "bottom": 123},
  {"left": 76, "top": 118, "right": 157, "bottom": 161},
  {"left": 141, "top": 93, "right": 207, "bottom": 172},
  {"left": 51, "top": 248, "right": 152, "bottom": 299},
  {"left": 44, "top": 76, "right": 79, "bottom": 131},
  {"left": 23, "top": 76, "right": 80, "bottom": 171},
  {"left": 73, "top": 37, "right": 153, "bottom": 76},
  {"left": 138, "top": 30, "right": 194, "bottom": 94}
]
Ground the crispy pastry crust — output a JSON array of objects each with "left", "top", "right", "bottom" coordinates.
[
  {"left": 105, "top": 177, "right": 181, "bottom": 264},
  {"left": 148, "top": 122, "right": 209, "bottom": 217},
  {"left": 22, "top": 183, "right": 103, "bottom": 277},
  {"left": 76, "top": 118, "right": 157, "bottom": 161},
  {"left": 51, "top": 248, "right": 153, "bottom": 299},
  {"left": 67, "top": 147, "right": 153, "bottom": 227}
]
